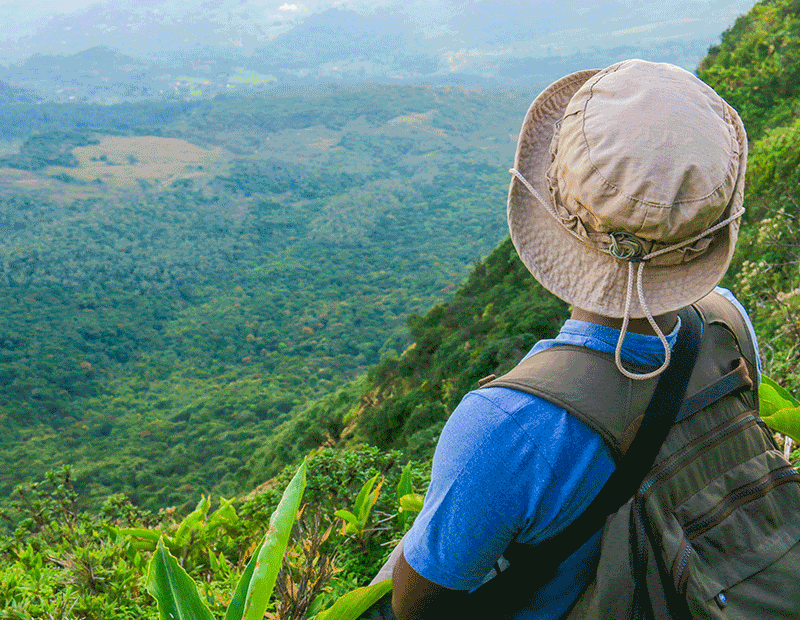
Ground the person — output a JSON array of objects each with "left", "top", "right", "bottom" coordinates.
[{"left": 378, "top": 59, "right": 761, "bottom": 619}]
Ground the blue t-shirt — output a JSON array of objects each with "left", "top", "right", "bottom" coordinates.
[{"left": 403, "top": 288, "right": 759, "bottom": 619}]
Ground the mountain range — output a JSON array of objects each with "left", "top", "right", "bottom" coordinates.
[{"left": 0, "top": 0, "right": 759, "bottom": 102}]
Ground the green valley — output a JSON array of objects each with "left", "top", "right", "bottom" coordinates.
[
  {"left": 0, "top": 84, "right": 533, "bottom": 511},
  {"left": 0, "top": 0, "right": 799, "bottom": 617}
]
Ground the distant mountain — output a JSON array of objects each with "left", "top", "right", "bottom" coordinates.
[
  {"left": 0, "top": 0, "right": 760, "bottom": 94},
  {"left": 0, "top": 79, "right": 40, "bottom": 104},
  {"left": 0, "top": 45, "right": 277, "bottom": 104},
  {"left": 0, "top": 0, "right": 761, "bottom": 62}
]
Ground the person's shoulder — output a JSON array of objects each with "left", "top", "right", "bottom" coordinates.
[{"left": 440, "top": 387, "right": 560, "bottom": 452}]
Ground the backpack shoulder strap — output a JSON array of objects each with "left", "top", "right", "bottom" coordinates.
[
  {"left": 469, "top": 307, "right": 703, "bottom": 609},
  {"left": 480, "top": 345, "right": 660, "bottom": 463},
  {"left": 693, "top": 289, "right": 759, "bottom": 381},
  {"left": 677, "top": 290, "right": 758, "bottom": 422}
]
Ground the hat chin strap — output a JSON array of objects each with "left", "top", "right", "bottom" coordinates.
[
  {"left": 509, "top": 167, "right": 744, "bottom": 380},
  {"left": 615, "top": 261, "right": 670, "bottom": 380}
]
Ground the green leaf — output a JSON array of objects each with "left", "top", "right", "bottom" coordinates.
[
  {"left": 145, "top": 538, "right": 215, "bottom": 620},
  {"left": 119, "top": 527, "right": 161, "bottom": 552},
  {"left": 399, "top": 494, "right": 424, "bottom": 514},
  {"left": 359, "top": 476, "right": 384, "bottom": 531},
  {"left": 396, "top": 463, "right": 414, "bottom": 528},
  {"left": 224, "top": 544, "right": 259, "bottom": 620},
  {"left": 334, "top": 509, "right": 359, "bottom": 535},
  {"left": 334, "top": 509, "right": 358, "bottom": 523},
  {"left": 354, "top": 473, "right": 381, "bottom": 518},
  {"left": 762, "top": 405, "right": 800, "bottom": 443},
  {"left": 174, "top": 495, "right": 211, "bottom": 548},
  {"left": 315, "top": 579, "right": 393, "bottom": 620},
  {"left": 760, "top": 375, "right": 800, "bottom": 418},
  {"left": 235, "top": 457, "right": 307, "bottom": 620},
  {"left": 396, "top": 462, "right": 413, "bottom": 501},
  {"left": 207, "top": 496, "right": 238, "bottom": 535},
  {"left": 334, "top": 509, "right": 358, "bottom": 526},
  {"left": 208, "top": 547, "right": 221, "bottom": 576}
]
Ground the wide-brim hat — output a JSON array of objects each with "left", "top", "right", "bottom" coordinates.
[{"left": 508, "top": 59, "right": 748, "bottom": 318}]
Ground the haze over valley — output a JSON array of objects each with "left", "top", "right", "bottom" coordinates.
[{"left": 1, "top": 0, "right": 759, "bottom": 103}]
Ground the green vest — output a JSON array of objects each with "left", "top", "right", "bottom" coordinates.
[{"left": 482, "top": 291, "right": 800, "bottom": 619}]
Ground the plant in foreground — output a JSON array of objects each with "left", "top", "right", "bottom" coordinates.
[
  {"left": 760, "top": 375, "right": 800, "bottom": 459},
  {"left": 145, "top": 457, "right": 307, "bottom": 619}
]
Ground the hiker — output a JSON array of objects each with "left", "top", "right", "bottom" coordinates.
[{"left": 362, "top": 59, "right": 800, "bottom": 620}]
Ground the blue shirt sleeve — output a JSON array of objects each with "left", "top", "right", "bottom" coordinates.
[{"left": 403, "top": 386, "right": 615, "bottom": 591}]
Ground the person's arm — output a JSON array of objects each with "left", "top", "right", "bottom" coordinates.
[
  {"left": 391, "top": 550, "right": 470, "bottom": 620},
  {"left": 391, "top": 388, "right": 614, "bottom": 619}
]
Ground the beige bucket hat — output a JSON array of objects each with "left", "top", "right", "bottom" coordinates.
[{"left": 508, "top": 59, "right": 747, "bottom": 378}]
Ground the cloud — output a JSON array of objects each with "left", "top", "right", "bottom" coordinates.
[{"left": 278, "top": 3, "right": 304, "bottom": 10}]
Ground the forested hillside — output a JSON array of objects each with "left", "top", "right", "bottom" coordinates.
[
  {"left": 0, "top": 84, "right": 532, "bottom": 511},
  {"left": 0, "top": 0, "right": 798, "bottom": 617},
  {"left": 697, "top": 0, "right": 800, "bottom": 390}
]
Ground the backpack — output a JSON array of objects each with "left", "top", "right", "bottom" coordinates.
[{"left": 479, "top": 290, "right": 800, "bottom": 619}]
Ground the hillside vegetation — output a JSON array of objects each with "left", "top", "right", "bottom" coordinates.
[
  {"left": 698, "top": 0, "right": 800, "bottom": 389},
  {"left": 0, "top": 0, "right": 799, "bottom": 617},
  {"left": 0, "top": 84, "right": 531, "bottom": 511}
]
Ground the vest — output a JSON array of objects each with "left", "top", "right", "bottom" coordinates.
[{"left": 480, "top": 291, "right": 800, "bottom": 619}]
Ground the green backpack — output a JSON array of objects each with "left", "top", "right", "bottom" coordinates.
[{"left": 479, "top": 291, "right": 800, "bottom": 619}]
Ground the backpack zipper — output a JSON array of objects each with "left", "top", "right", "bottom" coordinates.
[
  {"left": 632, "top": 411, "right": 760, "bottom": 609},
  {"left": 668, "top": 466, "right": 800, "bottom": 600},
  {"left": 684, "top": 465, "right": 800, "bottom": 540},
  {"left": 637, "top": 411, "right": 759, "bottom": 503},
  {"left": 671, "top": 536, "right": 692, "bottom": 595}
]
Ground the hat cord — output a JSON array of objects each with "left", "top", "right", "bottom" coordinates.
[
  {"left": 615, "top": 260, "right": 670, "bottom": 380},
  {"left": 509, "top": 167, "right": 743, "bottom": 380}
]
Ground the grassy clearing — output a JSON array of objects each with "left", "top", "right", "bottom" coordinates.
[
  {"left": 65, "top": 136, "right": 229, "bottom": 183},
  {"left": 0, "top": 135, "right": 230, "bottom": 202}
]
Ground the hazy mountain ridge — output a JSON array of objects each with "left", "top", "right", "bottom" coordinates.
[
  {"left": 0, "top": 0, "right": 759, "bottom": 102},
  {"left": 0, "top": 79, "right": 40, "bottom": 104},
  {"left": 0, "top": 38, "right": 724, "bottom": 105}
]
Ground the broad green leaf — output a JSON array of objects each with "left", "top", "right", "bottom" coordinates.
[
  {"left": 119, "top": 527, "right": 161, "bottom": 552},
  {"left": 240, "top": 457, "right": 307, "bottom": 620},
  {"left": 315, "top": 579, "right": 393, "bottom": 620},
  {"left": 760, "top": 376, "right": 800, "bottom": 418},
  {"left": 762, "top": 375, "right": 800, "bottom": 406},
  {"left": 396, "top": 463, "right": 414, "bottom": 528},
  {"left": 217, "top": 552, "right": 231, "bottom": 578},
  {"left": 354, "top": 473, "right": 381, "bottom": 517},
  {"left": 174, "top": 495, "right": 211, "bottom": 548},
  {"left": 224, "top": 544, "right": 259, "bottom": 620},
  {"left": 396, "top": 462, "right": 413, "bottom": 501},
  {"left": 359, "top": 477, "right": 384, "bottom": 530},
  {"left": 208, "top": 547, "right": 221, "bottom": 575},
  {"left": 762, "top": 406, "right": 800, "bottom": 443},
  {"left": 399, "top": 493, "right": 424, "bottom": 514},
  {"left": 334, "top": 509, "right": 359, "bottom": 535},
  {"left": 145, "top": 538, "right": 215, "bottom": 620},
  {"left": 334, "top": 509, "right": 358, "bottom": 524}
]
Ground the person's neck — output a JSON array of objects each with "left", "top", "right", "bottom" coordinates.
[{"left": 570, "top": 307, "right": 679, "bottom": 337}]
